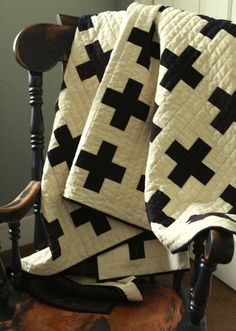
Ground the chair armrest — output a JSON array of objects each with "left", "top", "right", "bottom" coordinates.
[
  {"left": 0, "top": 181, "right": 41, "bottom": 223},
  {"left": 13, "top": 23, "right": 75, "bottom": 72},
  {"left": 204, "top": 229, "right": 234, "bottom": 264}
]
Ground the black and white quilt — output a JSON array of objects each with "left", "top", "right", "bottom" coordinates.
[{"left": 22, "top": 2, "right": 236, "bottom": 298}]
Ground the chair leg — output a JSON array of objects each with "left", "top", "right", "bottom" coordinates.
[
  {"left": 190, "top": 229, "right": 234, "bottom": 325},
  {"left": 190, "top": 235, "right": 205, "bottom": 301},
  {"left": 8, "top": 221, "right": 22, "bottom": 287},
  {"left": 0, "top": 248, "right": 15, "bottom": 320},
  {"left": 173, "top": 269, "right": 185, "bottom": 294},
  {"left": 190, "top": 256, "right": 216, "bottom": 325}
]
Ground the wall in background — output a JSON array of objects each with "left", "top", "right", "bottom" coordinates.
[
  {"left": 153, "top": 0, "right": 234, "bottom": 19},
  {"left": 0, "top": 0, "right": 117, "bottom": 206},
  {"left": 117, "top": 0, "right": 133, "bottom": 10},
  {"left": 0, "top": 0, "right": 135, "bottom": 251}
]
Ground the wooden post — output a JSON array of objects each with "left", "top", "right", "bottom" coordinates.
[
  {"left": 190, "top": 230, "right": 234, "bottom": 325},
  {"left": 0, "top": 247, "right": 14, "bottom": 320},
  {"left": 29, "top": 71, "right": 47, "bottom": 250},
  {"left": 8, "top": 221, "right": 22, "bottom": 287}
]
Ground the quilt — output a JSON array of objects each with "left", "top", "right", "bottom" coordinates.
[{"left": 22, "top": 2, "right": 236, "bottom": 297}]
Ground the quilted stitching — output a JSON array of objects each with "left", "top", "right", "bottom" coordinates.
[{"left": 23, "top": 2, "right": 236, "bottom": 283}]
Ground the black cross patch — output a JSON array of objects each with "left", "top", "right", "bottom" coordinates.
[
  {"left": 76, "top": 41, "right": 111, "bottom": 81},
  {"left": 160, "top": 46, "right": 203, "bottom": 91},
  {"left": 60, "top": 80, "right": 67, "bottom": 91},
  {"left": 48, "top": 125, "right": 81, "bottom": 169},
  {"left": 200, "top": 17, "right": 236, "bottom": 39},
  {"left": 159, "top": 6, "right": 169, "bottom": 12},
  {"left": 55, "top": 80, "right": 67, "bottom": 112},
  {"left": 128, "top": 231, "right": 156, "bottom": 260},
  {"left": 221, "top": 185, "right": 236, "bottom": 214},
  {"left": 127, "top": 24, "right": 160, "bottom": 69},
  {"left": 75, "top": 141, "right": 126, "bottom": 193},
  {"left": 208, "top": 87, "right": 236, "bottom": 134},
  {"left": 187, "top": 212, "right": 235, "bottom": 224},
  {"left": 102, "top": 78, "right": 150, "bottom": 131},
  {"left": 146, "top": 190, "right": 174, "bottom": 226},
  {"left": 55, "top": 100, "right": 59, "bottom": 113},
  {"left": 78, "top": 15, "right": 94, "bottom": 31},
  {"left": 150, "top": 103, "right": 162, "bottom": 142},
  {"left": 150, "top": 123, "right": 162, "bottom": 142},
  {"left": 166, "top": 138, "right": 215, "bottom": 188},
  {"left": 41, "top": 215, "right": 63, "bottom": 260},
  {"left": 136, "top": 175, "right": 145, "bottom": 192},
  {"left": 71, "top": 207, "right": 112, "bottom": 236}
]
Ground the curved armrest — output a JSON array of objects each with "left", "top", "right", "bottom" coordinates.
[
  {"left": 13, "top": 23, "right": 76, "bottom": 72},
  {"left": 0, "top": 181, "right": 41, "bottom": 223},
  {"left": 205, "top": 229, "right": 234, "bottom": 264}
]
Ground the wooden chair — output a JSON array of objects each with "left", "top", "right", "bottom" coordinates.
[{"left": 0, "top": 14, "right": 234, "bottom": 329}]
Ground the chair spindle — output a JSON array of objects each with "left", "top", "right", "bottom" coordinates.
[{"left": 29, "top": 71, "right": 47, "bottom": 250}]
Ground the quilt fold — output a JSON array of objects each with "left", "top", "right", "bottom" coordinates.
[{"left": 22, "top": 2, "right": 236, "bottom": 299}]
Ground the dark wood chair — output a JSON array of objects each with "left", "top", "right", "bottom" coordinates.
[{"left": 0, "top": 14, "right": 234, "bottom": 329}]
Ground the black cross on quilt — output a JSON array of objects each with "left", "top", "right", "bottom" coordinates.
[
  {"left": 199, "top": 16, "right": 236, "bottom": 39},
  {"left": 76, "top": 141, "right": 126, "bottom": 193},
  {"left": 48, "top": 125, "right": 81, "bottom": 169},
  {"left": 102, "top": 78, "right": 150, "bottom": 131},
  {"left": 76, "top": 41, "right": 111, "bottom": 82},
  {"left": 166, "top": 138, "right": 215, "bottom": 188},
  {"left": 128, "top": 24, "right": 160, "bottom": 68},
  {"left": 41, "top": 215, "right": 64, "bottom": 260},
  {"left": 209, "top": 87, "right": 236, "bottom": 134},
  {"left": 160, "top": 46, "right": 203, "bottom": 91},
  {"left": 71, "top": 207, "right": 112, "bottom": 236}
]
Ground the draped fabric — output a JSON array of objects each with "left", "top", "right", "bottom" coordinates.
[{"left": 22, "top": 3, "right": 236, "bottom": 297}]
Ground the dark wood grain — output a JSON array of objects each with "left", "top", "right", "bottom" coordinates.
[
  {"left": 14, "top": 24, "right": 75, "bottom": 72},
  {"left": 0, "top": 181, "right": 40, "bottom": 223}
]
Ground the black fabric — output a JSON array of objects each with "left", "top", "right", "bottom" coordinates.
[
  {"left": 159, "top": 6, "right": 169, "bottom": 12},
  {"left": 71, "top": 207, "right": 112, "bottom": 236},
  {"left": 127, "top": 24, "right": 160, "bottom": 68},
  {"left": 78, "top": 15, "right": 94, "bottom": 31},
  {"left": 136, "top": 175, "right": 145, "bottom": 192},
  {"left": 150, "top": 123, "right": 162, "bottom": 143},
  {"left": 22, "top": 272, "right": 127, "bottom": 314},
  {"left": 187, "top": 212, "right": 236, "bottom": 224},
  {"left": 165, "top": 138, "right": 215, "bottom": 188},
  {"left": 55, "top": 72, "right": 67, "bottom": 113},
  {"left": 208, "top": 87, "right": 236, "bottom": 134},
  {"left": 47, "top": 125, "right": 81, "bottom": 169},
  {"left": 76, "top": 41, "right": 111, "bottom": 82},
  {"left": 150, "top": 103, "right": 162, "bottom": 143},
  {"left": 145, "top": 190, "right": 174, "bottom": 226},
  {"left": 41, "top": 215, "right": 63, "bottom": 260},
  {"left": 61, "top": 256, "right": 98, "bottom": 278},
  {"left": 200, "top": 17, "right": 236, "bottom": 39},
  {"left": 102, "top": 78, "right": 150, "bottom": 131},
  {"left": 75, "top": 141, "right": 126, "bottom": 193},
  {"left": 160, "top": 46, "right": 203, "bottom": 91},
  {"left": 128, "top": 231, "right": 156, "bottom": 260},
  {"left": 220, "top": 185, "right": 236, "bottom": 213}
]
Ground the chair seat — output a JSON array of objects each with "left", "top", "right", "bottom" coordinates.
[{"left": 0, "top": 281, "right": 206, "bottom": 331}]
